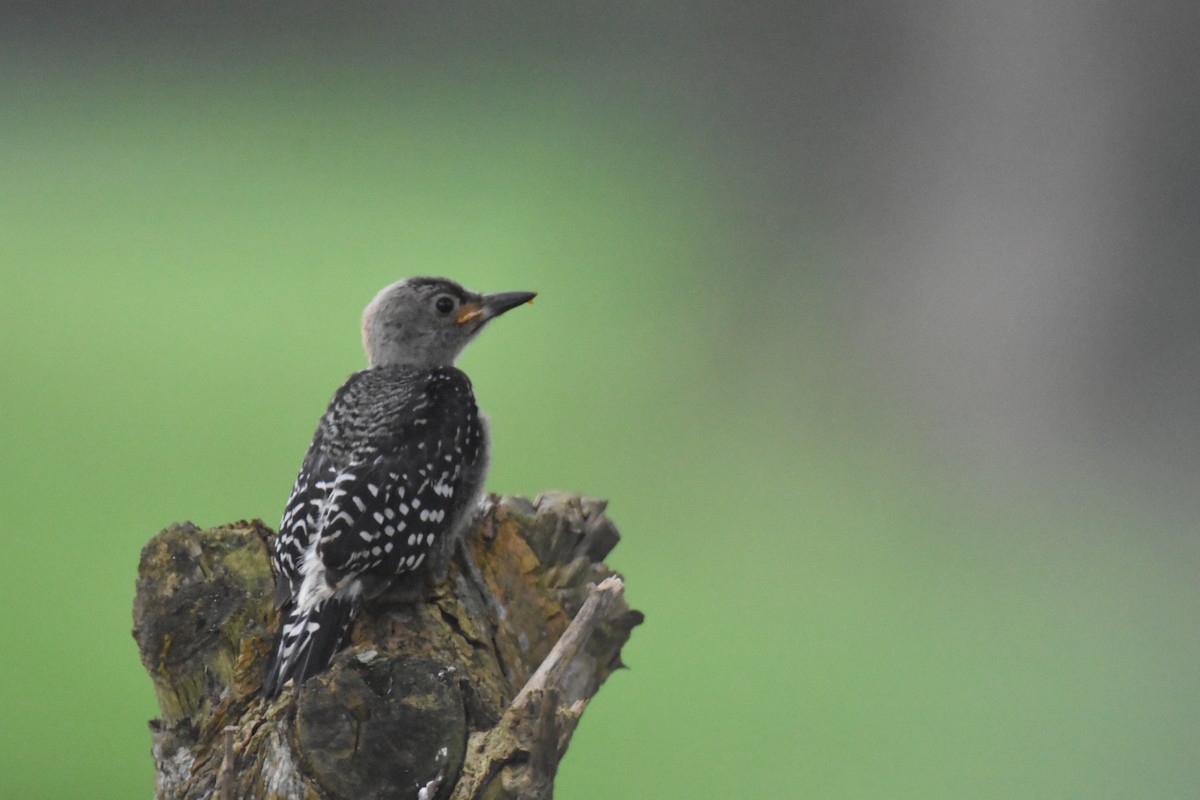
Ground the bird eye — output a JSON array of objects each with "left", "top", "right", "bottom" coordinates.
[{"left": 435, "top": 296, "right": 455, "bottom": 314}]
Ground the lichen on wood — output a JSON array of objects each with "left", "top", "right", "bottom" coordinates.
[{"left": 132, "top": 493, "right": 642, "bottom": 800}]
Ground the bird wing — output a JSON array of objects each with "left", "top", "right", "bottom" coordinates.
[
  {"left": 315, "top": 369, "right": 484, "bottom": 582},
  {"left": 273, "top": 451, "right": 332, "bottom": 608}
]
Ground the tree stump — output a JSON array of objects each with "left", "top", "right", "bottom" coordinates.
[{"left": 132, "top": 492, "right": 642, "bottom": 800}]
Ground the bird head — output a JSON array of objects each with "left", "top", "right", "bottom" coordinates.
[{"left": 361, "top": 277, "right": 535, "bottom": 369}]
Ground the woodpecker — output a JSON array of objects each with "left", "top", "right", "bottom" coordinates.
[{"left": 263, "top": 277, "right": 535, "bottom": 697}]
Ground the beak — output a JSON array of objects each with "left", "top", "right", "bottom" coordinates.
[{"left": 457, "top": 291, "right": 536, "bottom": 325}]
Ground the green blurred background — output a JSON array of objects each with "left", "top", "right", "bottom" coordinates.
[{"left": 3, "top": 4, "right": 1199, "bottom": 798}]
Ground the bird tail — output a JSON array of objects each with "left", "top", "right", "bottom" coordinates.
[{"left": 263, "top": 594, "right": 359, "bottom": 698}]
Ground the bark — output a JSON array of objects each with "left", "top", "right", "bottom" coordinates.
[{"left": 132, "top": 492, "right": 642, "bottom": 800}]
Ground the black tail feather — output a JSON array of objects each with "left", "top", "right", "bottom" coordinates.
[{"left": 263, "top": 595, "right": 358, "bottom": 698}]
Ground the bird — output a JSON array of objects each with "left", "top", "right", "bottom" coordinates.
[{"left": 262, "top": 276, "right": 535, "bottom": 697}]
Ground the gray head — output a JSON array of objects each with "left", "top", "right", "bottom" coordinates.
[{"left": 362, "top": 277, "right": 536, "bottom": 369}]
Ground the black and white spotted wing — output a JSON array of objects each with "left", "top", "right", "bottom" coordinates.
[
  {"left": 273, "top": 456, "right": 327, "bottom": 608},
  {"left": 314, "top": 368, "right": 486, "bottom": 585},
  {"left": 264, "top": 366, "right": 487, "bottom": 696}
]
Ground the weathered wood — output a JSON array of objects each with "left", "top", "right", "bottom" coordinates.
[{"left": 133, "top": 493, "right": 642, "bottom": 800}]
